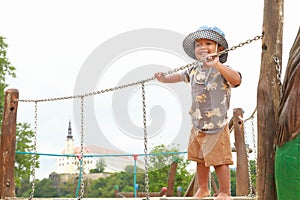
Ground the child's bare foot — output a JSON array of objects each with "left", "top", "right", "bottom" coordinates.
[
  {"left": 194, "top": 189, "right": 210, "bottom": 199},
  {"left": 214, "top": 192, "right": 232, "bottom": 200}
]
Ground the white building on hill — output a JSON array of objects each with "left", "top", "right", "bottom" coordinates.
[
  {"left": 56, "top": 121, "right": 144, "bottom": 174},
  {"left": 56, "top": 121, "right": 96, "bottom": 174}
]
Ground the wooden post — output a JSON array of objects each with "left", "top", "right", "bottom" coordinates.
[
  {"left": 183, "top": 174, "right": 195, "bottom": 196},
  {"left": 114, "top": 185, "right": 119, "bottom": 198},
  {"left": 166, "top": 159, "right": 178, "bottom": 197},
  {"left": 0, "top": 89, "right": 19, "bottom": 198},
  {"left": 257, "top": 0, "right": 284, "bottom": 199},
  {"left": 233, "top": 108, "right": 250, "bottom": 196}
]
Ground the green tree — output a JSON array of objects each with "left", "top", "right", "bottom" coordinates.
[
  {"left": 17, "top": 144, "right": 194, "bottom": 198},
  {"left": 15, "top": 123, "right": 40, "bottom": 193},
  {"left": 0, "top": 36, "right": 39, "bottom": 196},
  {"left": 211, "top": 160, "right": 257, "bottom": 196},
  {"left": 0, "top": 36, "right": 16, "bottom": 123},
  {"left": 211, "top": 168, "right": 237, "bottom": 196},
  {"left": 249, "top": 160, "right": 257, "bottom": 194},
  {"left": 86, "top": 167, "right": 145, "bottom": 198},
  {"left": 90, "top": 158, "right": 106, "bottom": 173},
  {"left": 148, "top": 144, "right": 193, "bottom": 195},
  {"left": 31, "top": 179, "right": 57, "bottom": 197}
]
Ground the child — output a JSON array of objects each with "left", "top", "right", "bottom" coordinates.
[{"left": 154, "top": 26, "right": 241, "bottom": 200}]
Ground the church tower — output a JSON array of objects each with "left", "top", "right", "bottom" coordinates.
[
  {"left": 56, "top": 121, "right": 97, "bottom": 174},
  {"left": 65, "top": 121, "right": 74, "bottom": 154}
]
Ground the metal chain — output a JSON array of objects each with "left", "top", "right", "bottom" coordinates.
[
  {"left": 141, "top": 82, "right": 150, "bottom": 200},
  {"left": 28, "top": 101, "right": 38, "bottom": 200},
  {"left": 273, "top": 56, "right": 282, "bottom": 97},
  {"left": 248, "top": 116, "right": 257, "bottom": 197},
  {"left": 242, "top": 110, "right": 258, "bottom": 197},
  {"left": 243, "top": 120, "right": 254, "bottom": 197},
  {"left": 78, "top": 97, "right": 85, "bottom": 199},
  {"left": 217, "top": 35, "right": 262, "bottom": 57},
  {"left": 251, "top": 117, "right": 257, "bottom": 161},
  {"left": 16, "top": 35, "right": 262, "bottom": 104},
  {"left": 18, "top": 34, "right": 262, "bottom": 199}
]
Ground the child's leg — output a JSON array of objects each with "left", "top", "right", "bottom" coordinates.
[
  {"left": 214, "top": 164, "right": 231, "bottom": 200},
  {"left": 194, "top": 162, "right": 210, "bottom": 198}
]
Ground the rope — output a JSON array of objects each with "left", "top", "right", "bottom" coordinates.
[
  {"left": 15, "top": 151, "right": 187, "bottom": 157},
  {"left": 75, "top": 159, "right": 83, "bottom": 198}
]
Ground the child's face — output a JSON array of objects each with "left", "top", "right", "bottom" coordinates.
[{"left": 194, "top": 38, "right": 220, "bottom": 61}]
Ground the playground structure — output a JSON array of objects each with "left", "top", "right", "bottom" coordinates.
[
  {"left": 0, "top": 32, "right": 261, "bottom": 199},
  {"left": 0, "top": 89, "right": 257, "bottom": 200},
  {"left": 1, "top": 0, "right": 299, "bottom": 200}
]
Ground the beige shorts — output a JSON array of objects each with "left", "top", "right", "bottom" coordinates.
[{"left": 187, "top": 124, "right": 233, "bottom": 167}]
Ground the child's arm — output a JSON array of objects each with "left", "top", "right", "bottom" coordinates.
[
  {"left": 215, "top": 62, "right": 241, "bottom": 87},
  {"left": 206, "top": 54, "right": 241, "bottom": 87},
  {"left": 154, "top": 72, "right": 183, "bottom": 83}
]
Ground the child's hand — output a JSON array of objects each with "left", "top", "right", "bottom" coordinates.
[
  {"left": 204, "top": 53, "right": 220, "bottom": 68},
  {"left": 154, "top": 72, "right": 167, "bottom": 83}
]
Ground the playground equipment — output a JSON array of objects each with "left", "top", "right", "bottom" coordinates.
[{"left": 1, "top": 1, "right": 298, "bottom": 199}]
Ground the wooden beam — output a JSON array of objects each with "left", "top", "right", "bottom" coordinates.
[
  {"left": 257, "top": 0, "right": 284, "bottom": 199},
  {"left": 166, "top": 161, "right": 178, "bottom": 197},
  {"left": 0, "top": 89, "right": 19, "bottom": 198},
  {"left": 5, "top": 197, "right": 256, "bottom": 200},
  {"left": 233, "top": 108, "right": 250, "bottom": 196}
]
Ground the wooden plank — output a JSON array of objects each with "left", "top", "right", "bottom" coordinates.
[
  {"left": 257, "top": 0, "right": 284, "bottom": 199},
  {"left": 233, "top": 108, "right": 250, "bottom": 196},
  {"left": 0, "top": 89, "right": 19, "bottom": 199},
  {"left": 5, "top": 197, "right": 256, "bottom": 200},
  {"left": 166, "top": 161, "right": 178, "bottom": 197}
]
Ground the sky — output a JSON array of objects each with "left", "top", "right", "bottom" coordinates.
[{"left": 1, "top": 0, "right": 299, "bottom": 179}]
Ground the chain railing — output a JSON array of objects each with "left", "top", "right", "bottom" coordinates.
[
  {"left": 243, "top": 109, "right": 258, "bottom": 197},
  {"left": 17, "top": 34, "right": 262, "bottom": 104},
  {"left": 17, "top": 34, "right": 262, "bottom": 199},
  {"left": 28, "top": 102, "right": 38, "bottom": 200},
  {"left": 141, "top": 82, "right": 150, "bottom": 200},
  {"left": 78, "top": 97, "right": 85, "bottom": 199},
  {"left": 273, "top": 55, "right": 282, "bottom": 97}
]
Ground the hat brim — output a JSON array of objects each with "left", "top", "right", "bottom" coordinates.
[{"left": 183, "top": 30, "right": 228, "bottom": 63}]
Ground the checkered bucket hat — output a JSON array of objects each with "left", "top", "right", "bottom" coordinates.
[{"left": 183, "top": 26, "right": 228, "bottom": 63}]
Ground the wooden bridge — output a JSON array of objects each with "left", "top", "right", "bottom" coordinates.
[
  {"left": 4, "top": 197, "right": 255, "bottom": 200},
  {"left": 0, "top": 89, "right": 255, "bottom": 199}
]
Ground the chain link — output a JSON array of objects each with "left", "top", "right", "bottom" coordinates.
[
  {"left": 77, "top": 97, "right": 85, "bottom": 199},
  {"left": 16, "top": 35, "right": 262, "bottom": 103},
  {"left": 251, "top": 117, "right": 257, "bottom": 161},
  {"left": 273, "top": 56, "right": 282, "bottom": 97},
  {"left": 28, "top": 102, "right": 38, "bottom": 200},
  {"left": 243, "top": 120, "right": 254, "bottom": 197},
  {"left": 141, "top": 83, "right": 150, "bottom": 200},
  {"left": 19, "top": 34, "right": 262, "bottom": 198},
  {"left": 242, "top": 110, "right": 257, "bottom": 197},
  {"left": 217, "top": 35, "right": 262, "bottom": 57}
]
